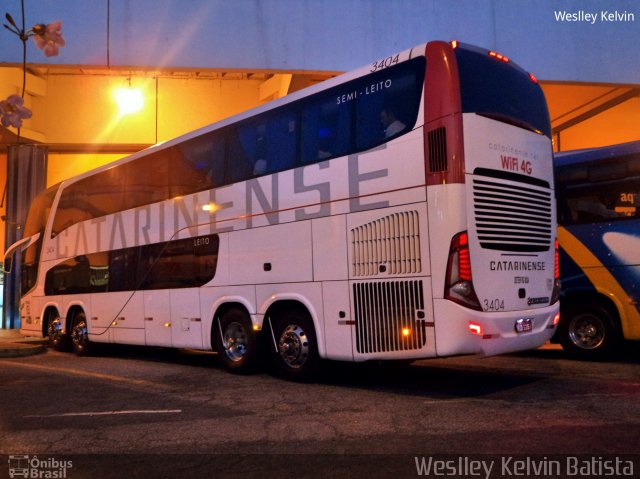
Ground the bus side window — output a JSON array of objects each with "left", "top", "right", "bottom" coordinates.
[
  {"left": 228, "top": 111, "right": 297, "bottom": 181},
  {"left": 228, "top": 124, "right": 259, "bottom": 182},
  {"left": 172, "top": 133, "right": 226, "bottom": 196},
  {"left": 355, "top": 65, "right": 421, "bottom": 150},
  {"left": 301, "top": 96, "right": 351, "bottom": 163},
  {"left": 564, "top": 178, "right": 640, "bottom": 224}
]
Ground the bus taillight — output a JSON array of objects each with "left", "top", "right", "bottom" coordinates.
[
  {"left": 445, "top": 231, "right": 481, "bottom": 311},
  {"left": 529, "top": 72, "right": 538, "bottom": 84},
  {"left": 551, "top": 239, "right": 561, "bottom": 304}
]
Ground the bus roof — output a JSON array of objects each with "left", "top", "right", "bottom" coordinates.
[{"left": 554, "top": 140, "right": 640, "bottom": 167}]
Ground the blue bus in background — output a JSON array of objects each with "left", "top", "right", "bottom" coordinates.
[{"left": 554, "top": 140, "right": 640, "bottom": 358}]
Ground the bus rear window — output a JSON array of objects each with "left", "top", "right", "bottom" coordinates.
[{"left": 455, "top": 48, "right": 551, "bottom": 138}]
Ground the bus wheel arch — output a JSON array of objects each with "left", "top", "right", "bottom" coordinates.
[
  {"left": 265, "top": 300, "right": 320, "bottom": 381},
  {"left": 212, "top": 303, "right": 259, "bottom": 374},
  {"left": 558, "top": 293, "right": 621, "bottom": 358}
]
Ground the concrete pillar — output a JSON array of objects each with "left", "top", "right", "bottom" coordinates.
[{"left": 2, "top": 144, "right": 47, "bottom": 329}]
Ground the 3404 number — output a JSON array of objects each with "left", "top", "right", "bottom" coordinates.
[
  {"left": 483, "top": 298, "right": 505, "bottom": 311},
  {"left": 371, "top": 54, "right": 399, "bottom": 72}
]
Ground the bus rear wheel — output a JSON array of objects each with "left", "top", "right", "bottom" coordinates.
[
  {"left": 270, "top": 307, "right": 319, "bottom": 381},
  {"left": 559, "top": 303, "right": 619, "bottom": 359},
  {"left": 70, "top": 311, "right": 91, "bottom": 356},
  {"left": 216, "top": 307, "right": 258, "bottom": 373}
]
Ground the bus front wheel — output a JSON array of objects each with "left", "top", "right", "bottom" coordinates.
[
  {"left": 216, "top": 307, "right": 258, "bottom": 373},
  {"left": 47, "top": 314, "right": 68, "bottom": 352},
  {"left": 270, "top": 307, "right": 319, "bottom": 381},
  {"left": 559, "top": 303, "right": 619, "bottom": 359}
]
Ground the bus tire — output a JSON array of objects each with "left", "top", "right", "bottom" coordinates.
[
  {"left": 559, "top": 303, "right": 619, "bottom": 359},
  {"left": 216, "top": 307, "right": 259, "bottom": 374},
  {"left": 47, "top": 313, "right": 68, "bottom": 352},
  {"left": 270, "top": 306, "right": 319, "bottom": 381},
  {"left": 70, "top": 310, "right": 91, "bottom": 356}
]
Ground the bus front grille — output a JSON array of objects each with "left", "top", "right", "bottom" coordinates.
[
  {"left": 353, "top": 280, "right": 426, "bottom": 354},
  {"left": 472, "top": 177, "right": 552, "bottom": 252},
  {"left": 351, "top": 210, "right": 421, "bottom": 277}
]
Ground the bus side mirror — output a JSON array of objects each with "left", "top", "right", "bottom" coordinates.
[{"left": 3, "top": 233, "right": 41, "bottom": 274}]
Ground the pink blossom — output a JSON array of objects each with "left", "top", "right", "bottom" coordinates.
[
  {"left": 32, "top": 20, "right": 65, "bottom": 57},
  {"left": 0, "top": 94, "right": 33, "bottom": 129}
]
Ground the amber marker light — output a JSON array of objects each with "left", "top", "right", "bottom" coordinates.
[
  {"left": 402, "top": 328, "right": 411, "bottom": 337},
  {"left": 202, "top": 202, "right": 219, "bottom": 213},
  {"left": 488, "top": 50, "right": 509, "bottom": 63}
]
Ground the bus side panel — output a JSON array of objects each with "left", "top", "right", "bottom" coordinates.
[
  {"left": 170, "top": 288, "right": 203, "bottom": 349},
  {"left": 90, "top": 292, "right": 144, "bottom": 345},
  {"left": 321, "top": 281, "right": 353, "bottom": 361},
  {"left": 426, "top": 184, "right": 467, "bottom": 301},
  {"left": 346, "top": 202, "right": 436, "bottom": 360},
  {"left": 312, "top": 215, "right": 348, "bottom": 282},
  {"left": 228, "top": 221, "right": 313, "bottom": 285}
]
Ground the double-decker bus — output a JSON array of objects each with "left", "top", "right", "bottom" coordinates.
[
  {"left": 5, "top": 41, "right": 559, "bottom": 379},
  {"left": 554, "top": 140, "right": 640, "bottom": 358}
]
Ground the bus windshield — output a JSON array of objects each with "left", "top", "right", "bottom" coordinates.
[{"left": 455, "top": 47, "right": 551, "bottom": 138}]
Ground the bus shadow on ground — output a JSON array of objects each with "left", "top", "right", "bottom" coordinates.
[{"left": 75, "top": 342, "right": 553, "bottom": 399}]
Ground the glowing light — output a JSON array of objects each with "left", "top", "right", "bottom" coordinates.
[
  {"left": 451, "top": 40, "right": 459, "bottom": 49},
  {"left": 488, "top": 50, "right": 509, "bottom": 63},
  {"left": 468, "top": 322, "right": 483, "bottom": 336},
  {"left": 202, "top": 202, "right": 219, "bottom": 213},
  {"left": 113, "top": 85, "right": 144, "bottom": 116},
  {"left": 402, "top": 328, "right": 411, "bottom": 337},
  {"left": 553, "top": 314, "right": 561, "bottom": 326}
]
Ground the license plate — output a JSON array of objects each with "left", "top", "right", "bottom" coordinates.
[{"left": 515, "top": 318, "right": 533, "bottom": 333}]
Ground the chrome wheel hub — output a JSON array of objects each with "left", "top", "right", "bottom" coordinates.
[
  {"left": 71, "top": 319, "right": 88, "bottom": 352},
  {"left": 223, "top": 321, "right": 248, "bottom": 362},
  {"left": 569, "top": 314, "right": 605, "bottom": 350},
  {"left": 278, "top": 324, "right": 309, "bottom": 369}
]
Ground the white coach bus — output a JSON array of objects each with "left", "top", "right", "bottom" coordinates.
[{"left": 6, "top": 41, "right": 560, "bottom": 379}]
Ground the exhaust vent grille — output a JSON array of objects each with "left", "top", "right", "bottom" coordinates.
[
  {"left": 353, "top": 280, "right": 426, "bottom": 354},
  {"left": 428, "top": 127, "right": 448, "bottom": 172},
  {"left": 351, "top": 211, "right": 421, "bottom": 277}
]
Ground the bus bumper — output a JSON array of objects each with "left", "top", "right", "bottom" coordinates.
[{"left": 433, "top": 299, "right": 559, "bottom": 357}]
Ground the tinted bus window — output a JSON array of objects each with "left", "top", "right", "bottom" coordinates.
[
  {"left": 21, "top": 186, "right": 60, "bottom": 293},
  {"left": 556, "top": 154, "right": 640, "bottom": 225},
  {"left": 301, "top": 94, "right": 351, "bottom": 163},
  {"left": 228, "top": 110, "right": 297, "bottom": 181},
  {"left": 355, "top": 57, "right": 425, "bottom": 150},
  {"left": 455, "top": 48, "right": 551, "bottom": 138},
  {"left": 45, "top": 234, "right": 219, "bottom": 295}
]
